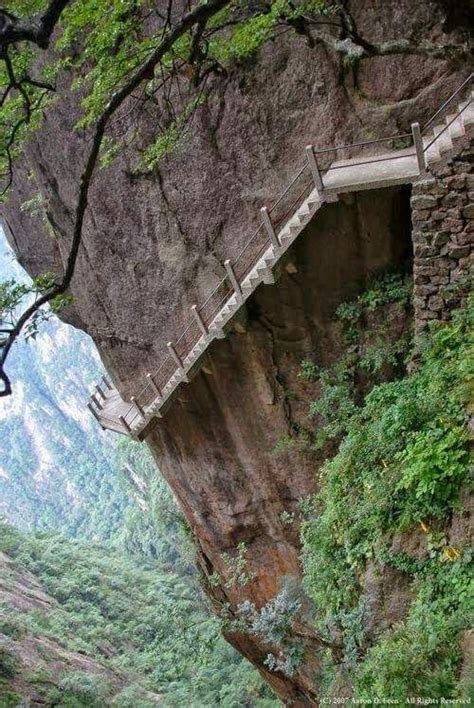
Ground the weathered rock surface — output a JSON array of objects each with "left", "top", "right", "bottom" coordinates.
[{"left": 2, "top": 0, "right": 472, "bottom": 701}]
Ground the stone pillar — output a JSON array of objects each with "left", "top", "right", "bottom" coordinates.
[{"left": 411, "top": 137, "right": 473, "bottom": 332}]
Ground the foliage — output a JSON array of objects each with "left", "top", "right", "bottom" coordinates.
[
  {"left": 0, "top": 647, "right": 18, "bottom": 678},
  {"left": 46, "top": 671, "right": 111, "bottom": 707},
  {"left": 0, "top": 688, "right": 21, "bottom": 707},
  {"left": 211, "top": 541, "right": 257, "bottom": 589},
  {"left": 239, "top": 581, "right": 302, "bottom": 646},
  {"left": 300, "top": 273, "right": 413, "bottom": 450},
  {"left": 0, "top": 271, "right": 74, "bottom": 345},
  {"left": 279, "top": 510, "right": 295, "bottom": 526},
  {"left": 141, "top": 94, "right": 206, "bottom": 173},
  {"left": 0, "top": 522, "right": 277, "bottom": 706},
  {"left": 238, "top": 580, "right": 305, "bottom": 677},
  {"left": 208, "top": 0, "right": 328, "bottom": 62},
  {"left": 300, "top": 284, "right": 473, "bottom": 699},
  {"left": 355, "top": 558, "right": 473, "bottom": 699},
  {"left": 0, "top": 0, "right": 330, "bottom": 193}
]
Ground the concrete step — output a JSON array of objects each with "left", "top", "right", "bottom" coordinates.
[
  {"left": 446, "top": 114, "right": 465, "bottom": 139},
  {"left": 257, "top": 265, "right": 275, "bottom": 284},
  {"left": 462, "top": 102, "right": 474, "bottom": 126},
  {"left": 432, "top": 124, "right": 453, "bottom": 153}
]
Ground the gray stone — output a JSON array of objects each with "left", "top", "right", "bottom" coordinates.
[
  {"left": 446, "top": 175, "right": 466, "bottom": 190},
  {"left": 454, "top": 232, "right": 473, "bottom": 246},
  {"left": 450, "top": 268, "right": 465, "bottom": 283},
  {"left": 416, "top": 283, "right": 438, "bottom": 296},
  {"left": 448, "top": 244, "right": 470, "bottom": 258},
  {"left": 432, "top": 232, "right": 450, "bottom": 248},
  {"left": 462, "top": 204, "right": 474, "bottom": 220},
  {"left": 430, "top": 275, "right": 450, "bottom": 285},
  {"left": 444, "top": 207, "right": 462, "bottom": 220},
  {"left": 418, "top": 309, "right": 438, "bottom": 320},
  {"left": 441, "top": 218, "right": 464, "bottom": 233},
  {"left": 411, "top": 195, "right": 437, "bottom": 209},
  {"left": 459, "top": 253, "right": 474, "bottom": 268},
  {"left": 442, "top": 192, "right": 466, "bottom": 207},
  {"left": 411, "top": 208, "right": 432, "bottom": 223},
  {"left": 428, "top": 295, "right": 444, "bottom": 310}
]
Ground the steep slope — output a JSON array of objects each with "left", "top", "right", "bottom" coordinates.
[
  {"left": 0, "top": 523, "right": 274, "bottom": 706},
  {"left": 0, "top": 550, "right": 155, "bottom": 707}
]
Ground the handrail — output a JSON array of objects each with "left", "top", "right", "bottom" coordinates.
[
  {"left": 312, "top": 132, "right": 412, "bottom": 156},
  {"left": 422, "top": 72, "right": 473, "bottom": 134},
  {"left": 89, "top": 72, "right": 473, "bottom": 432},
  {"left": 269, "top": 161, "right": 307, "bottom": 214}
]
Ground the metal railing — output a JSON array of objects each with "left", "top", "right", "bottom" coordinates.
[{"left": 88, "top": 73, "right": 473, "bottom": 434}]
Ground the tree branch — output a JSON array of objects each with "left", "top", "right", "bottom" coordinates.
[{"left": 0, "top": 0, "right": 71, "bottom": 49}]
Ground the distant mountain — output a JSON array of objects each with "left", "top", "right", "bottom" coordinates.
[{"left": 0, "top": 231, "right": 132, "bottom": 540}]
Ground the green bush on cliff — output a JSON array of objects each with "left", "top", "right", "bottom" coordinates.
[
  {"left": 0, "top": 647, "right": 18, "bottom": 679},
  {"left": 301, "top": 286, "right": 473, "bottom": 698},
  {"left": 46, "top": 671, "right": 111, "bottom": 707},
  {"left": 354, "top": 558, "right": 473, "bottom": 699}
]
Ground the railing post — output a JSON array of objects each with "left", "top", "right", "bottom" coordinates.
[
  {"left": 102, "top": 374, "right": 113, "bottom": 389},
  {"left": 91, "top": 393, "right": 103, "bottom": 410},
  {"left": 119, "top": 415, "right": 132, "bottom": 434},
  {"left": 411, "top": 122, "right": 426, "bottom": 173},
  {"left": 87, "top": 402, "right": 101, "bottom": 422},
  {"left": 96, "top": 383, "right": 106, "bottom": 400},
  {"left": 191, "top": 304, "right": 208, "bottom": 337},
  {"left": 130, "top": 396, "right": 145, "bottom": 417},
  {"left": 167, "top": 342, "right": 189, "bottom": 382},
  {"left": 224, "top": 259, "right": 243, "bottom": 302},
  {"left": 146, "top": 374, "right": 161, "bottom": 397},
  {"left": 306, "top": 145, "right": 324, "bottom": 195},
  {"left": 260, "top": 207, "right": 280, "bottom": 250},
  {"left": 147, "top": 372, "right": 161, "bottom": 398}
]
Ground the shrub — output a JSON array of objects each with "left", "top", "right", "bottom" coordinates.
[
  {"left": 354, "top": 559, "right": 473, "bottom": 699},
  {"left": 0, "top": 647, "right": 18, "bottom": 679},
  {"left": 111, "top": 684, "right": 156, "bottom": 707},
  {"left": 300, "top": 286, "right": 472, "bottom": 697},
  {"left": 0, "top": 614, "right": 26, "bottom": 640},
  {"left": 47, "top": 671, "right": 111, "bottom": 707},
  {"left": 0, "top": 688, "right": 22, "bottom": 707}
]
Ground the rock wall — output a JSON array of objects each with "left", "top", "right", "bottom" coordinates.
[{"left": 412, "top": 132, "right": 473, "bottom": 330}]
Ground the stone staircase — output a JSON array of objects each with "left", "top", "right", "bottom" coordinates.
[{"left": 88, "top": 76, "right": 474, "bottom": 439}]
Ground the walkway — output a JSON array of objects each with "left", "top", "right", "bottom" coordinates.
[{"left": 87, "top": 75, "right": 474, "bottom": 439}]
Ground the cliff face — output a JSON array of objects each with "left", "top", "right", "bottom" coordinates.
[
  {"left": 146, "top": 188, "right": 413, "bottom": 700},
  {"left": 2, "top": 0, "right": 471, "bottom": 701}
]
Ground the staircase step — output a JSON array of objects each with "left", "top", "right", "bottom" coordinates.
[
  {"left": 446, "top": 114, "right": 465, "bottom": 138},
  {"left": 461, "top": 102, "right": 474, "bottom": 126},
  {"left": 433, "top": 124, "right": 453, "bottom": 152}
]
